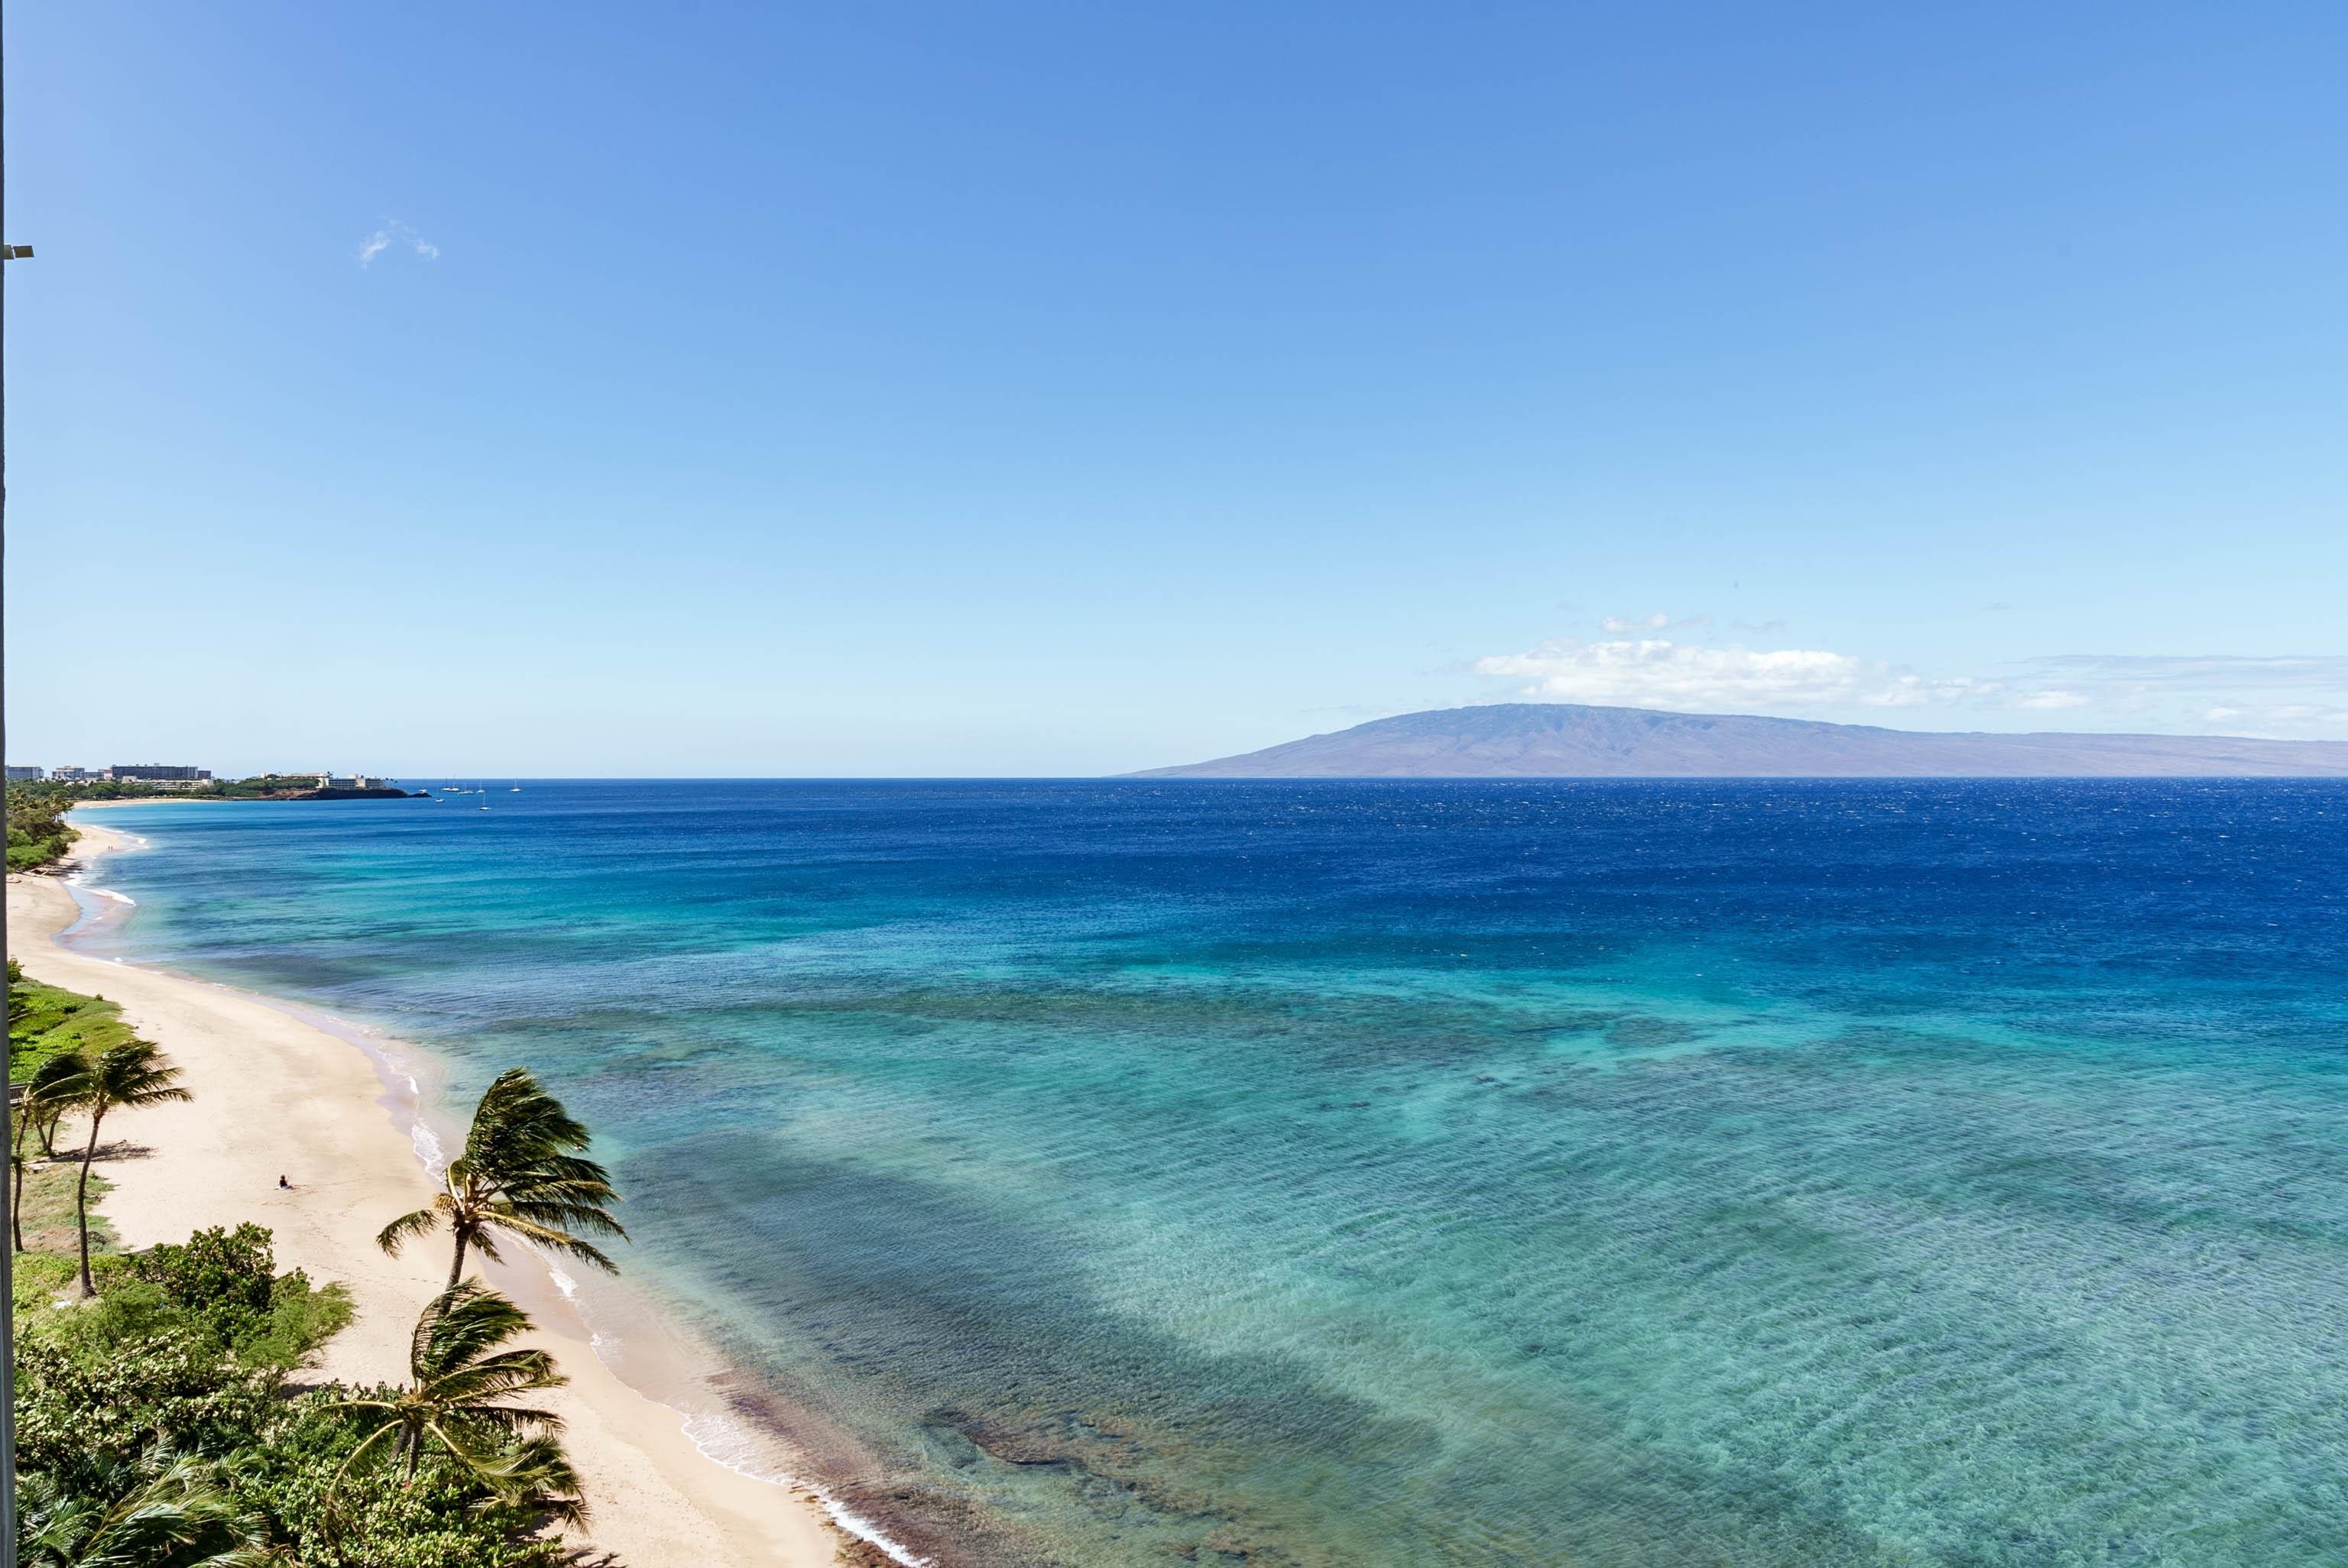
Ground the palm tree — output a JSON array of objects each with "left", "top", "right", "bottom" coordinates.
[
  {"left": 329, "top": 1280, "right": 584, "bottom": 1522},
  {"left": 13, "top": 1051, "right": 92, "bottom": 1252},
  {"left": 18, "top": 1450, "right": 271, "bottom": 1567},
  {"left": 375, "top": 1068, "right": 626, "bottom": 1288},
  {"left": 22, "top": 1050, "right": 92, "bottom": 1158},
  {"left": 65, "top": 1040, "right": 192, "bottom": 1296}
]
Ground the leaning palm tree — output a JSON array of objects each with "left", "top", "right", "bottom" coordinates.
[
  {"left": 22, "top": 1050, "right": 92, "bottom": 1158},
  {"left": 375, "top": 1067, "right": 626, "bottom": 1288},
  {"left": 329, "top": 1280, "right": 584, "bottom": 1522},
  {"left": 12, "top": 1051, "right": 93, "bottom": 1252},
  {"left": 66, "top": 1040, "right": 192, "bottom": 1296},
  {"left": 18, "top": 1450, "right": 271, "bottom": 1567}
]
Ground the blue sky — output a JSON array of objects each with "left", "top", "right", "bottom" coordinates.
[{"left": 5, "top": 2, "right": 2345, "bottom": 776}]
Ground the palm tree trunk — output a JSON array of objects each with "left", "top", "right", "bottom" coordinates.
[
  {"left": 76, "top": 1105, "right": 107, "bottom": 1296},
  {"left": 447, "top": 1227, "right": 469, "bottom": 1288},
  {"left": 9, "top": 1114, "right": 27, "bottom": 1253},
  {"left": 39, "top": 1106, "right": 61, "bottom": 1156}
]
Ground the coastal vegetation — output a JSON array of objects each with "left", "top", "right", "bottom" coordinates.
[
  {"left": 9, "top": 964, "right": 614, "bottom": 1564},
  {"left": 6, "top": 782, "right": 78, "bottom": 871},
  {"left": 5, "top": 776, "right": 417, "bottom": 873}
]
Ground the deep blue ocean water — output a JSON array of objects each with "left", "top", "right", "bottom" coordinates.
[{"left": 72, "top": 780, "right": 2348, "bottom": 1566}]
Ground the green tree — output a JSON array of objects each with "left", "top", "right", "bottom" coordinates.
[
  {"left": 63, "top": 1042, "right": 192, "bottom": 1295},
  {"left": 15, "top": 1053, "right": 96, "bottom": 1255},
  {"left": 375, "top": 1068, "right": 625, "bottom": 1288},
  {"left": 328, "top": 1281, "right": 582, "bottom": 1520}
]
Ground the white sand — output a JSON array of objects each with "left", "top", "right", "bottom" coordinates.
[{"left": 8, "top": 825, "right": 851, "bottom": 1568}]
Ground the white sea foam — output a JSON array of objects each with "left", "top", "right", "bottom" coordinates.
[{"left": 677, "top": 1411, "right": 933, "bottom": 1568}]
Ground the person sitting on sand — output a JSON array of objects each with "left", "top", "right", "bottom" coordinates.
[{"left": 278, "top": 1174, "right": 291, "bottom": 1189}]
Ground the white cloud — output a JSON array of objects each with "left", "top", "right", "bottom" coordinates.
[
  {"left": 358, "top": 218, "right": 439, "bottom": 267},
  {"left": 2013, "top": 690, "right": 2089, "bottom": 710},
  {"left": 1473, "top": 637, "right": 1995, "bottom": 712}
]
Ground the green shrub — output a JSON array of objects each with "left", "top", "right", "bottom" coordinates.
[
  {"left": 15, "top": 1220, "right": 547, "bottom": 1566},
  {"left": 13, "top": 1330, "right": 281, "bottom": 1500},
  {"left": 9, "top": 974, "right": 139, "bottom": 1084},
  {"left": 229, "top": 1399, "right": 567, "bottom": 1568},
  {"left": 118, "top": 1223, "right": 352, "bottom": 1370}
]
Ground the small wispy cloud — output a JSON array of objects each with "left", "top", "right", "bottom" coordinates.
[
  {"left": 1598, "top": 611, "right": 1714, "bottom": 634},
  {"left": 1465, "top": 633, "right": 2348, "bottom": 737},
  {"left": 2203, "top": 701, "right": 2348, "bottom": 730},
  {"left": 358, "top": 218, "right": 439, "bottom": 267},
  {"left": 1474, "top": 637, "right": 1993, "bottom": 711},
  {"left": 2019, "top": 654, "right": 2348, "bottom": 687}
]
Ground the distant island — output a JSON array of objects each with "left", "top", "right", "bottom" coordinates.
[{"left": 1129, "top": 704, "right": 2348, "bottom": 779}]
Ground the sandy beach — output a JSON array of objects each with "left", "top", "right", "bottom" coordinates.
[{"left": 7, "top": 822, "right": 852, "bottom": 1568}]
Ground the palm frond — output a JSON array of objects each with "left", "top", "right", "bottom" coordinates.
[
  {"left": 85, "top": 1041, "right": 195, "bottom": 1115},
  {"left": 25, "top": 1049, "right": 93, "bottom": 1108},
  {"left": 501, "top": 1197, "right": 630, "bottom": 1241},
  {"left": 326, "top": 1417, "right": 405, "bottom": 1495},
  {"left": 410, "top": 1281, "right": 537, "bottom": 1380},
  {"left": 476, "top": 1213, "right": 622, "bottom": 1274},
  {"left": 469, "top": 1434, "right": 592, "bottom": 1527},
  {"left": 53, "top": 1450, "right": 268, "bottom": 1567},
  {"left": 373, "top": 1204, "right": 444, "bottom": 1257}
]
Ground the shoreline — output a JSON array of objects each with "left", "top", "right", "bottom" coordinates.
[{"left": 8, "top": 822, "right": 883, "bottom": 1568}]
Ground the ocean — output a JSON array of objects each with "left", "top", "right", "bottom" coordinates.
[{"left": 66, "top": 779, "right": 2348, "bottom": 1566}]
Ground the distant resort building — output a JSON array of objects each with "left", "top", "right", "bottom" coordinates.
[
  {"left": 105, "top": 765, "right": 212, "bottom": 781},
  {"left": 16, "top": 763, "right": 394, "bottom": 794},
  {"left": 258, "top": 771, "right": 393, "bottom": 791}
]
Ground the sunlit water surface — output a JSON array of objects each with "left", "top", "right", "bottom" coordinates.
[{"left": 74, "top": 780, "right": 2348, "bottom": 1565}]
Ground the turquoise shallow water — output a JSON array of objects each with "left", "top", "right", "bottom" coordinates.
[{"left": 70, "top": 780, "right": 2348, "bottom": 1565}]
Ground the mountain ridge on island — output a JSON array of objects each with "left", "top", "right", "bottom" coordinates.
[{"left": 1127, "top": 704, "right": 2348, "bottom": 779}]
